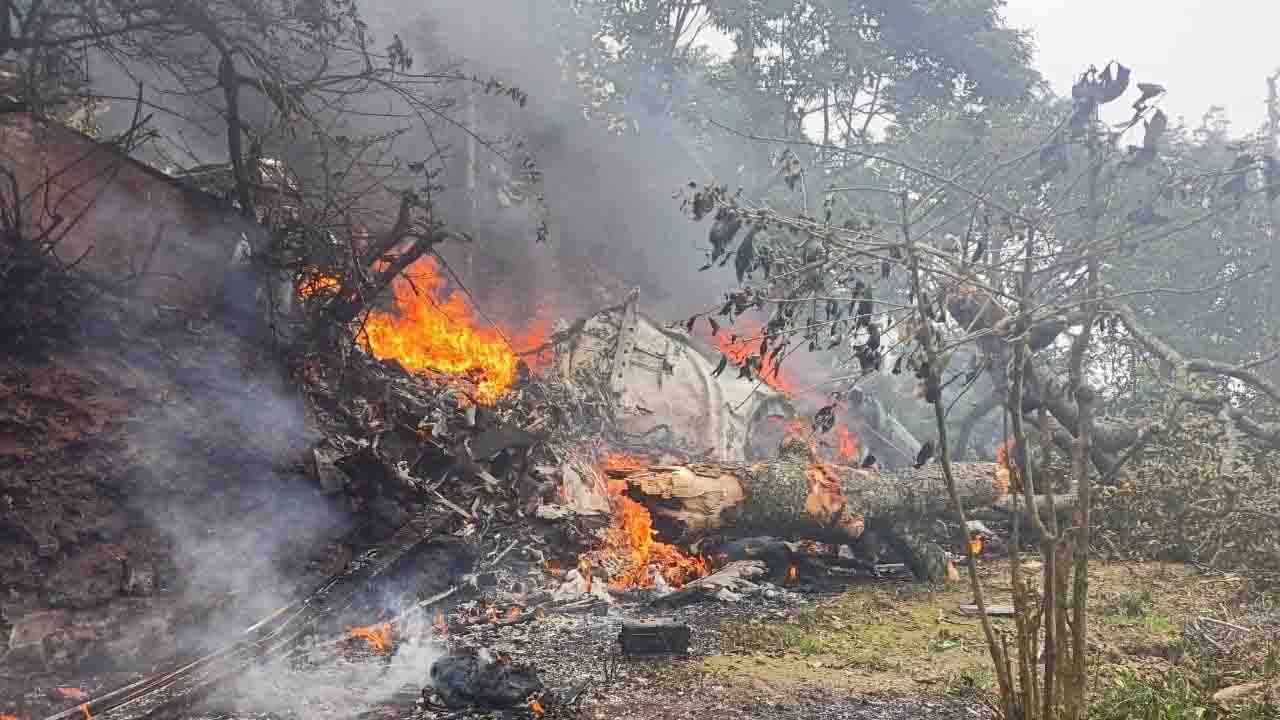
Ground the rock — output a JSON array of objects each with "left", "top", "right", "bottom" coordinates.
[{"left": 1213, "top": 677, "right": 1280, "bottom": 707}]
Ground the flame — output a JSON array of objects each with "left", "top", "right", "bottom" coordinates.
[
  {"left": 969, "top": 532, "right": 985, "bottom": 556},
  {"left": 594, "top": 452, "right": 708, "bottom": 589},
  {"left": 544, "top": 560, "right": 565, "bottom": 577},
  {"left": 432, "top": 610, "right": 448, "bottom": 635},
  {"left": 833, "top": 423, "right": 860, "bottom": 463},
  {"left": 786, "top": 565, "right": 798, "bottom": 584},
  {"left": 700, "top": 317, "right": 796, "bottom": 395},
  {"left": 994, "top": 438, "right": 1019, "bottom": 496},
  {"left": 360, "top": 256, "right": 549, "bottom": 404},
  {"left": 297, "top": 267, "right": 341, "bottom": 298},
  {"left": 55, "top": 689, "right": 88, "bottom": 702},
  {"left": 79, "top": 706, "right": 91, "bottom": 720},
  {"left": 803, "top": 455, "right": 865, "bottom": 540},
  {"left": 505, "top": 606, "right": 522, "bottom": 621},
  {"left": 3, "top": 714, "right": 20, "bottom": 720},
  {"left": 485, "top": 603, "right": 499, "bottom": 623},
  {"left": 528, "top": 698, "right": 546, "bottom": 716},
  {"left": 345, "top": 622, "right": 393, "bottom": 652}
]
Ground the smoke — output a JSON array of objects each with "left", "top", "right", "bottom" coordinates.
[
  {"left": 386, "top": 0, "right": 738, "bottom": 319},
  {"left": 122, "top": 337, "right": 352, "bottom": 634},
  {"left": 226, "top": 613, "right": 445, "bottom": 719}
]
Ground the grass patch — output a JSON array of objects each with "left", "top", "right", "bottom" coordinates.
[{"left": 1091, "top": 665, "right": 1279, "bottom": 720}]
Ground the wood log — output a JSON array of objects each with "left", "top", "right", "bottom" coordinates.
[
  {"left": 610, "top": 440, "right": 1070, "bottom": 582},
  {"left": 612, "top": 458, "right": 1004, "bottom": 546}
]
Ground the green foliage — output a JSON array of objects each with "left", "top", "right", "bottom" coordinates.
[
  {"left": 1090, "top": 666, "right": 1212, "bottom": 720},
  {"left": 1091, "top": 662, "right": 1280, "bottom": 720}
]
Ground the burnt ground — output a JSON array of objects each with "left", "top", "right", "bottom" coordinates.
[
  {"left": 4, "top": 275, "right": 1277, "bottom": 720},
  {"left": 183, "top": 558, "right": 1276, "bottom": 720},
  {"left": 0, "top": 295, "right": 359, "bottom": 713}
]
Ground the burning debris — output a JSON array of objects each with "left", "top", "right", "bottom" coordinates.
[
  {"left": 12, "top": 272, "right": 1033, "bottom": 720},
  {"left": 594, "top": 453, "right": 708, "bottom": 590},
  {"left": 359, "top": 255, "right": 549, "bottom": 404},
  {"left": 428, "top": 649, "right": 543, "bottom": 710},
  {"left": 346, "top": 622, "right": 394, "bottom": 652}
]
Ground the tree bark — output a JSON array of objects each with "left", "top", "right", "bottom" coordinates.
[{"left": 610, "top": 447, "right": 999, "bottom": 538}]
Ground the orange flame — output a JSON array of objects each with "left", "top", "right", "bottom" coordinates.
[
  {"left": 802, "top": 452, "right": 866, "bottom": 539},
  {"left": 528, "top": 698, "right": 546, "bottom": 716},
  {"left": 505, "top": 606, "right": 522, "bottom": 621},
  {"left": 786, "top": 565, "right": 798, "bottom": 584},
  {"left": 1, "top": 714, "right": 19, "bottom": 720},
  {"left": 593, "top": 452, "right": 708, "bottom": 590},
  {"left": 969, "top": 533, "right": 985, "bottom": 557},
  {"left": 432, "top": 610, "right": 448, "bottom": 635},
  {"left": 994, "top": 438, "right": 1020, "bottom": 496},
  {"left": 79, "top": 706, "right": 91, "bottom": 720},
  {"left": 700, "top": 317, "right": 796, "bottom": 395},
  {"left": 297, "top": 267, "right": 341, "bottom": 298},
  {"left": 345, "top": 622, "right": 393, "bottom": 652},
  {"left": 360, "top": 256, "right": 548, "bottom": 404},
  {"left": 833, "top": 423, "right": 860, "bottom": 464}
]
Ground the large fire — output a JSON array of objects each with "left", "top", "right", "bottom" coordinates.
[
  {"left": 594, "top": 452, "right": 707, "bottom": 589},
  {"left": 359, "top": 256, "right": 549, "bottom": 404}
]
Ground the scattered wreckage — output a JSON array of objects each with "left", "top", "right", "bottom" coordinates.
[{"left": 23, "top": 287, "right": 1049, "bottom": 720}]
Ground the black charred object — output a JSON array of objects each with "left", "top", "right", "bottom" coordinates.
[
  {"left": 618, "top": 618, "right": 691, "bottom": 656},
  {"left": 429, "top": 648, "right": 542, "bottom": 709}
]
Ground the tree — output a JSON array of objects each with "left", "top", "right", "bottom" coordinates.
[
  {"left": 678, "top": 58, "right": 1279, "bottom": 718},
  {"left": 0, "top": 0, "right": 542, "bottom": 334}
]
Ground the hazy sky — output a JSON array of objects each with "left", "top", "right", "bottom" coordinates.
[{"left": 1003, "top": 0, "right": 1279, "bottom": 135}]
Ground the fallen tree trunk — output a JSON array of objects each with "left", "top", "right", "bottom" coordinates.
[
  {"left": 609, "top": 440, "right": 1070, "bottom": 581},
  {"left": 611, "top": 458, "right": 1004, "bottom": 545}
]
